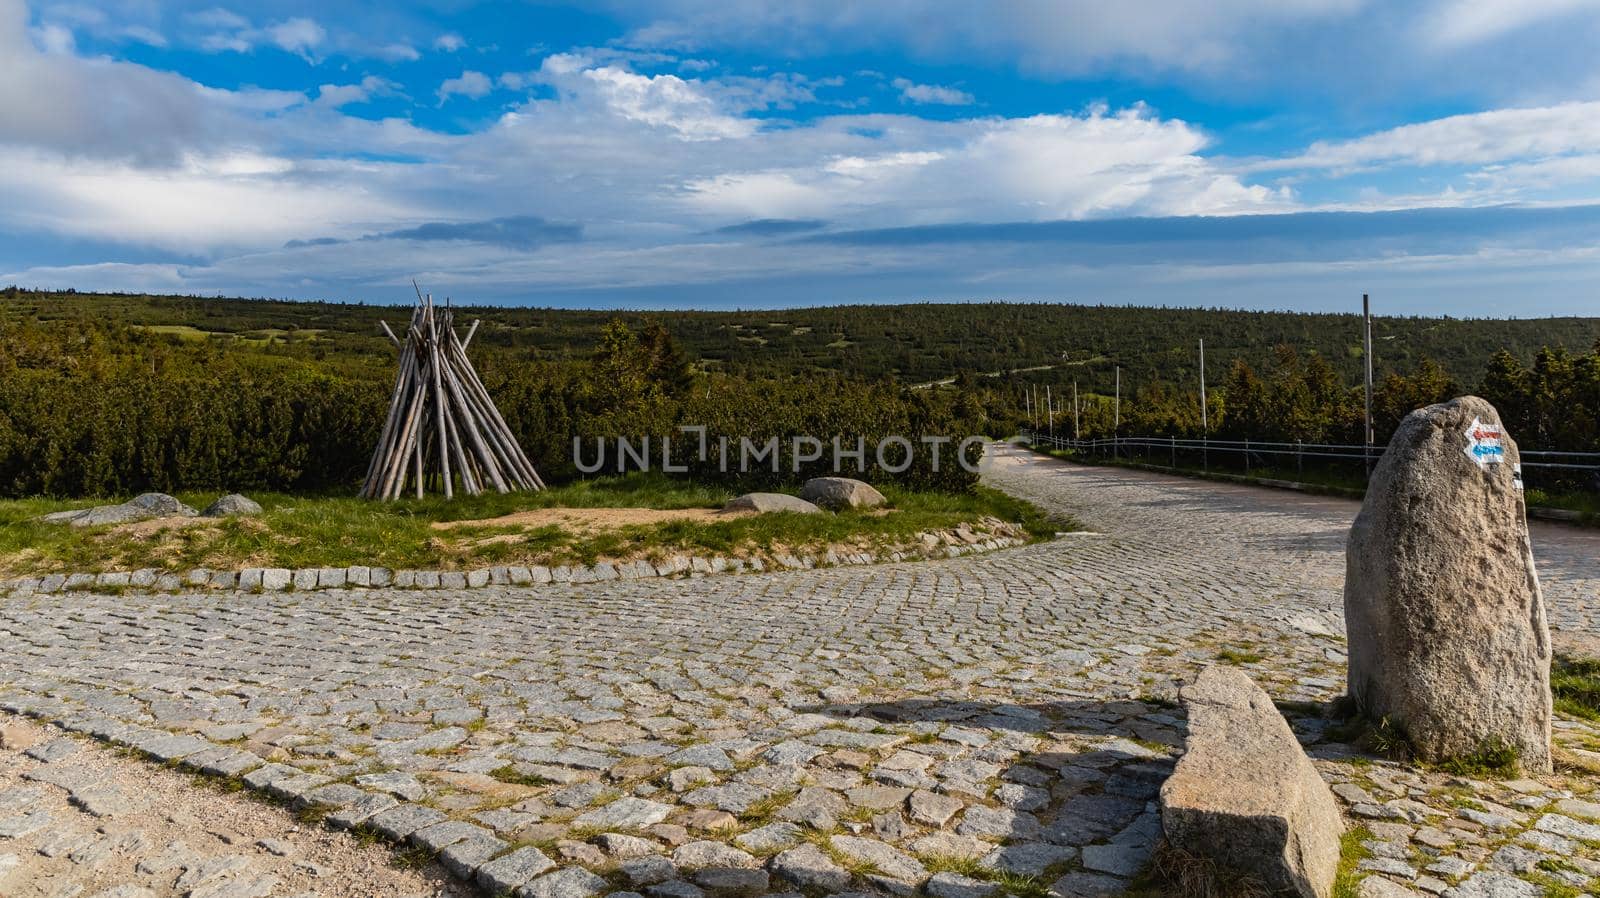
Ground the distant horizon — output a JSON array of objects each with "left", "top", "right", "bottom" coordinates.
[
  {"left": 4, "top": 2, "right": 1600, "bottom": 316},
  {"left": 9, "top": 284, "right": 1598, "bottom": 323}
]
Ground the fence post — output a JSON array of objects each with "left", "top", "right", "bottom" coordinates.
[
  {"left": 1297, "top": 440, "right": 1303, "bottom": 476},
  {"left": 1244, "top": 438, "right": 1250, "bottom": 474},
  {"left": 1171, "top": 435, "right": 1176, "bottom": 468}
]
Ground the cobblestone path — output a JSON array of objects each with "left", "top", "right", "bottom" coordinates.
[{"left": 2, "top": 443, "right": 1598, "bottom": 897}]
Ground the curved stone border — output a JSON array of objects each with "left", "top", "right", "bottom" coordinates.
[
  {"left": 0, "top": 528, "right": 1032, "bottom": 599},
  {"left": 0, "top": 691, "right": 532, "bottom": 893}
]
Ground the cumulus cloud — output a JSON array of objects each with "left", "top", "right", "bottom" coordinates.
[
  {"left": 373, "top": 42, "right": 420, "bottom": 62},
  {"left": 314, "top": 76, "right": 396, "bottom": 108},
  {"left": 5, "top": 0, "right": 1600, "bottom": 312},
  {"left": 434, "top": 32, "right": 465, "bottom": 52},
  {"left": 438, "top": 69, "right": 492, "bottom": 103},
  {"left": 266, "top": 17, "right": 324, "bottom": 58},
  {"left": 682, "top": 106, "right": 1289, "bottom": 223},
  {"left": 891, "top": 78, "right": 973, "bottom": 105},
  {"left": 1259, "top": 101, "right": 1600, "bottom": 171},
  {"left": 1423, "top": 0, "right": 1600, "bottom": 47}
]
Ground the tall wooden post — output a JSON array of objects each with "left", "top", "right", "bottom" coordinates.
[
  {"left": 1073, "top": 381, "right": 1080, "bottom": 442},
  {"left": 1199, "top": 338, "right": 1208, "bottom": 471},
  {"left": 1114, "top": 366, "right": 1121, "bottom": 461},
  {"left": 1363, "top": 294, "right": 1375, "bottom": 477},
  {"left": 1046, "top": 385, "right": 1053, "bottom": 443}
]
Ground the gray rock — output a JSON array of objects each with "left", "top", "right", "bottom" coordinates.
[
  {"left": 734, "top": 822, "right": 803, "bottom": 854},
  {"left": 519, "top": 866, "right": 611, "bottom": 898},
  {"left": 1161, "top": 666, "right": 1344, "bottom": 898},
  {"left": 1345, "top": 396, "right": 1552, "bottom": 773},
  {"left": 672, "top": 841, "right": 758, "bottom": 870},
  {"left": 926, "top": 872, "right": 998, "bottom": 898},
  {"left": 980, "top": 842, "right": 1076, "bottom": 877},
  {"left": 1046, "top": 872, "right": 1128, "bottom": 897},
  {"left": 799, "top": 477, "right": 887, "bottom": 511},
  {"left": 722, "top": 493, "right": 822, "bottom": 515},
  {"left": 574, "top": 797, "right": 676, "bottom": 829},
  {"left": 692, "top": 867, "right": 769, "bottom": 896},
  {"left": 828, "top": 836, "right": 927, "bottom": 883},
  {"left": 1442, "top": 871, "right": 1541, "bottom": 897},
  {"left": 1358, "top": 878, "right": 1422, "bottom": 898},
  {"left": 621, "top": 855, "right": 678, "bottom": 886},
  {"left": 202, "top": 494, "right": 262, "bottom": 517},
  {"left": 42, "top": 492, "right": 199, "bottom": 527},
  {"left": 260, "top": 568, "right": 292, "bottom": 591},
  {"left": 366, "top": 803, "right": 447, "bottom": 840},
  {"left": 477, "top": 846, "right": 557, "bottom": 893},
  {"left": 441, "top": 831, "right": 509, "bottom": 879},
  {"left": 768, "top": 844, "right": 851, "bottom": 892}
]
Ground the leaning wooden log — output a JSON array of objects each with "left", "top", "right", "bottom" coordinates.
[{"left": 361, "top": 291, "right": 541, "bottom": 500}]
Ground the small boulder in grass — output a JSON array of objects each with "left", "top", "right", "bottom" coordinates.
[
  {"left": 202, "top": 494, "right": 263, "bottom": 517},
  {"left": 722, "top": 493, "right": 822, "bottom": 514},
  {"left": 40, "top": 492, "right": 199, "bottom": 527},
  {"left": 799, "top": 477, "right": 886, "bottom": 510}
]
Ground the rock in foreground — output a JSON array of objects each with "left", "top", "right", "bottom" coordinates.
[
  {"left": 1161, "top": 666, "right": 1343, "bottom": 898},
  {"left": 40, "top": 492, "right": 199, "bottom": 527},
  {"left": 800, "top": 477, "right": 886, "bottom": 510},
  {"left": 1345, "top": 395, "right": 1551, "bottom": 772},
  {"left": 202, "top": 494, "right": 263, "bottom": 517},
  {"left": 723, "top": 493, "right": 822, "bottom": 514}
]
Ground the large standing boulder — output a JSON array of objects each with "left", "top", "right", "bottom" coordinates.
[
  {"left": 1345, "top": 396, "right": 1551, "bottom": 772},
  {"left": 723, "top": 493, "right": 822, "bottom": 514},
  {"left": 800, "top": 477, "right": 886, "bottom": 511},
  {"left": 1160, "top": 666, "right": 1344, "bottom": 898}
]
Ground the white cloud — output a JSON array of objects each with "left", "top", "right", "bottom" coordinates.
[
  {"left": 373, "top": 42, "right": 420, "bottom": 62},
  {"left": 438, "top": 69, "right": 492, "bottom": 103},
  {"left": 315, "top": 76, "right": 395, "bottom": 109},
  {"left": 891, "top": 78, "right": 973, "bottom": 105},
  {"left": 1423, "top": 0, "right": 1600, "bottom": 47},
  {"left": 0, "top": 148, "right": 419, "bottom": 253},
  {"left": 682, "top": 107, "right": 1289, "bottom": 223},
  {"left": 1260, "top": 101, "right": 1600, "bottom": 171},
  {"left": 266, "top": 17, "right": 324, "bottom": 59},
  {"left": 434, "top": 32, "right": 465, "bottom": 52},
  {"left": 28, "top": 21, "right": 72, "bottom": 53},
  {"left": 536, "top": 53, "right": 755, "bottom": 139}
]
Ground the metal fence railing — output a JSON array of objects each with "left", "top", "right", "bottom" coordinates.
[{"left": 1022, "top": 431, "right": 1600, "bottom": 483}]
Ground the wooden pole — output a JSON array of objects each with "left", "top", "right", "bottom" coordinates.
[{"left": 1363, "top": 293, "right": 1375, "bottom": 478}]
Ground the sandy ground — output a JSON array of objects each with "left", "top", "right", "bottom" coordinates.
[
  {"left": 0, "top": 713, "right": 469, "bottom": 898},
  {"left": 432, "top": 505, "right": 748, "bottom": 535}
]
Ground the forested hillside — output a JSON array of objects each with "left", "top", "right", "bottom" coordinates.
[
  {"left": 2, "top": 287, "right": 1597, "bottom": 497},
  {"left": 8, "top": 288, "right": 1599, "bottom": 391}
]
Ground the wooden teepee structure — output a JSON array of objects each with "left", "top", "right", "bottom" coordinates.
[{"left": 361, "top": 289, "right": 544, "bottom": 499}]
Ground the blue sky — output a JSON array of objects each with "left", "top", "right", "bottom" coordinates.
[{"left": 3, "top": 1, "right": 1600, "bottom": 313}]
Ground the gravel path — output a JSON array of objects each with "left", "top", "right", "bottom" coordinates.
[{"left": 2, "top": 443, "right": 1597, "bottom": 897}]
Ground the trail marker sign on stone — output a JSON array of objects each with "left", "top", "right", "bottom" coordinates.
[{"left": 1463, "top": 417, "right": 1504, "bottom": 469}]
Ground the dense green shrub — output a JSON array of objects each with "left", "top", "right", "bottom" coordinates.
[{"left": 0, "top": 315, "right": 983, "bottom": 497}]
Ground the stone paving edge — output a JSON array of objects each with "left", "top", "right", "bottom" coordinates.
[{"left": 0, "top": 532, "right": 1036, "bottom": 599}]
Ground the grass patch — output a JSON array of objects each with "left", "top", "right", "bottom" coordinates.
[
  {"left": 1215, "top": 648, "right": 1265, "bottom": 665},
  {"left": 488, "top": 764, "right": 555, "bottom": 787},
  {"left": 1552, "top": 655, "right": 1600, "bottom": 721},
  {"left": 390, "top": 844, "right": 439, "bottom": 870},
  {"left": 0, "top": 472, "right": 1062, "bottom": 578},
  {"left": 1126, "top": 841, "right": 1271, "bottom": 898},
  {"left": 1434, "top": 737, "right": 1521, "bottom": 779},
  {"left": 1332, "top": 826, "right": 1374, "bottom": 898},
  {"left": 1520, "top": 872, "right": 1583, "bottom": 898}
]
